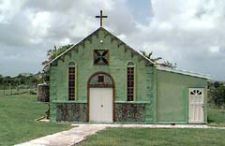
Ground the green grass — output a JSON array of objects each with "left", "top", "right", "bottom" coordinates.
[
  {"left": 0, "top": 94, "right": 71, "bottom": 146},
  {"left": 78, "top": 106, "right": 225, "bottom": 146},
  {"left": 207, "top": 105, "right": 225, "bottom": 126},
  {"left": 0, "top": 88, "right": 35, "bottom": 96},
  {"left": 1, "top": 94, "right": 225, "bottom": 146},
  {"left": 79, "top": 128, "right": 225, "bottom": 146}
]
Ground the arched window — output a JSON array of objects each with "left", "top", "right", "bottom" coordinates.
[
  {"left": 89, "top": 73, "right": 113, "bottom": 88},
  {"left": 68, "top": 62, "right": 76, "bottom": 100},
  {"left": 127, "top": 62, "right": 135, "bottom": 101}
]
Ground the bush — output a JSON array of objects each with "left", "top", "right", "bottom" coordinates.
[
  {"left": 208, "top": 81, "right": 225, "bottom": 107},
  {"left": 29, "top": 90, "right": 37, "bottom": 95}
]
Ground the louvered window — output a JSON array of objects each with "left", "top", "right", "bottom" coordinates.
[
  {"left": 68, "top": 63, "right": 75, "bottom": 100},
  {"left": 127, "top": 62, "right": 135, "bottom": 101}
]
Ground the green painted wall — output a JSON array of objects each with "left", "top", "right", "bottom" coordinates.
[
  {"left": 49, "top": 28, "right": 154, "bottom": 123},
  {"left": 156, "top": 70, "right": 208, "bottom": 123},
  {"left": 49, "top": 27, "right": 208, "bottom": 124}
]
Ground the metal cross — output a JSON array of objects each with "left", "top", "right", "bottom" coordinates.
[{"left": 95, "top": 10, "right": 108, "bottom": 27}]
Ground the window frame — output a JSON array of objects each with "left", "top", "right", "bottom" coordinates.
[
  {"left": 126, "top": 62, "right": 136, "bottom": 101},
  {"left": 68, "top": 62, "right": 76, "bottom": 100}
]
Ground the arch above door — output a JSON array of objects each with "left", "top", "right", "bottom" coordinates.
[
  {"left": 87, "top": 72, "right": 115, "bottom": 123},
  {"left": 88, "top": 72, "right": 114, "bottom": 88}
]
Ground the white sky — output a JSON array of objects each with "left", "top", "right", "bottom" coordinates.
[{"left": 0, "top": 0, "right": 224, "bottom": 81}]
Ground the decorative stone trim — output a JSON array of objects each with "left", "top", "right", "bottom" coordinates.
[
  {"left": 114, "top": 103, "right": 147, "bottom": 122},
  {"left": 56, "top": 103, "right": 87, "bottom": 122}
]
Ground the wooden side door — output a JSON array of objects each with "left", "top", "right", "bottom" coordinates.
[{"left": 189, "top": 88, "right": 204, "bottom": 123}]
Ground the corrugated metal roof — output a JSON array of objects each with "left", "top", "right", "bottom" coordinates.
[{"left": 156, "top": 65, "right": 211, "bottom": 79}]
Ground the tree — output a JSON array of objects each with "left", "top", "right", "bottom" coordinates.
[
  {"left": 4, "top": 76, "right": 12, "bottom": 86},
  {"left": 42, "top": 44, "right": 74, "bottom": 84},
  {"left": 0, "top": 74, "right": 3, "bottom": 85},
  {"left": 16, "top": 74, "right": 26, "bottom": 85},
  {"left": 208, "top": 81, "right": 225, "bottom": 107},
  {"left": 140, "top": 51, "right": 162, "bottom": 62},
  {"left": 160, "top": 60, "right": 177, "bottom": 69},
  {"left": 42, "top": 44, "right": 73, "bottom": 66},
  {"left": 140, "top": 50, "right": 177, "bottom": 69},
  {"left": 214, "top": 81, "right": 222, "bottom": 88}
]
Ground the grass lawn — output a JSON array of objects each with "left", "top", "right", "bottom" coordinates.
[
  {"left": 0, "top": 89, "right": 34, "bottom": 96},
  {"left": 207, "top": 105, "right": 225, "bottom": 126},
  {"left": 79, "top": 128, "right": 225, "bottom": 146},
  {"left": 79, "top": 106, "right": 225, "bottom": 146},
  {"left": 1, "top": 94, "right": 225, "bottom": 146},
  {"left": 0, "top": 94, "right": 71, "bottom": 146}
]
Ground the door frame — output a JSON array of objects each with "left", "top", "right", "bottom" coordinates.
[
  {"left": 188, "top": 88, "right": 205, "bottom": 124},
  {"left": 87, "top": 72, "right": 115, "bottom": 122}
]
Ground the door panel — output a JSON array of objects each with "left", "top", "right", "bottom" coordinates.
[
  {"left": 89, "top": 88, "right": 113, "bottom": 123},
  {"left": 189, "top": 88, "right": 204, "bottom": 123}
]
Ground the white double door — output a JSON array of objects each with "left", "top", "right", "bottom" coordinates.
[
  {"left": 189, "top": 88, "right": 205, "bottom": 123},
  {"left": 89, "top": 88, "right": 113, "bottom": 123}
]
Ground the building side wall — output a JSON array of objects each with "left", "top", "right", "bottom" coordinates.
[{"left": 156, "top": 70, "right": 208, "bottom": 124}]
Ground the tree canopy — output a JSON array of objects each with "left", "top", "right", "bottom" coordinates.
[
  {"left": 42, "top": 44, "right": 74, "bottom": 66},
  {"left": 140, "top": 50, "right": 177, "bottom": 69},
  {"left": 208, "top": 81, "right": 225, "bottom": 107}
]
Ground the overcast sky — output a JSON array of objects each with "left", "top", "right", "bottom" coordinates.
[{"left": 0, "top": 0, "right": 224, "bottom": 81}]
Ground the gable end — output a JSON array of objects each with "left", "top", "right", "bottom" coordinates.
[{"left": 46, "top": 27, "right": 155, "bottom": 69}]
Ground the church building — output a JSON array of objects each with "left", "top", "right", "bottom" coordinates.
[{"left": 46, "top": 11, "right": 208, "bottom": 124}]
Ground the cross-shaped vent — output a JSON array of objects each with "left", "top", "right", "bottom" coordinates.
[{"left": 94, "top": 50, "right": 109, "bottom": 65}]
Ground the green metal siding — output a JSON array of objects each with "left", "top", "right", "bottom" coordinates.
[{"left": 156, "top": 70, "right": 208, "bottom": 123}]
